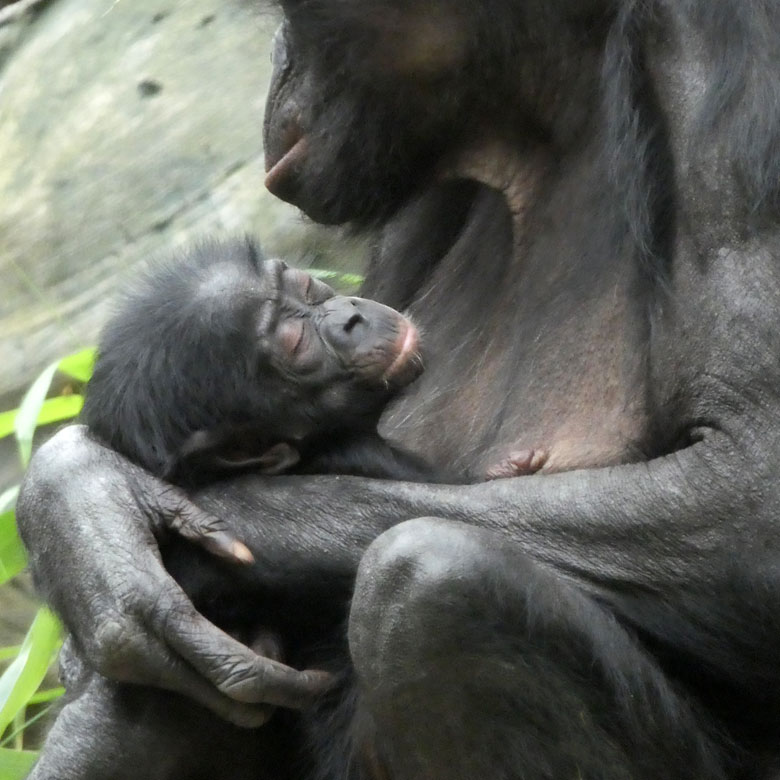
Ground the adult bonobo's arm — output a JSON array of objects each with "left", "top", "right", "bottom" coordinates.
[
  {"left": 195, "top": 376, "right": 780, "bottom": 694},
  {"left": 16, "top": 425, "right": 332, "bottom": 727},
  {"left": 199, "top": 424, "right": 763, "bottom": 596}
]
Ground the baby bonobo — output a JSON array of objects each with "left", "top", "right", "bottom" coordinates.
[
  {"left": 83, "top": 238, "right": 439, "bottom": 488},
  {"left": 81, "top": 236, "right": 447, "bottom": 698}
]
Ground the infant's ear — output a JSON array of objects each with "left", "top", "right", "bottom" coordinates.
[
  {"left": 243, "top": 442, "right": 301, "bottom": 475},
  {"left": 176, "top": 430, "right": 301, "bottom": 475}
]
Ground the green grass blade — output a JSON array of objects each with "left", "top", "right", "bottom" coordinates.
[
  {"left": 57, "top": 347, "right": 96, "bottom": 383},
  {"left": 0, "top": 490, "right": 18, "bottom": 516},
  {"left": 0, "top": 395, "right": 84, "bottom": 445},
  {"left": 10, "top": 712, "right": 22, "bottom": 751},
  {"left": 0, "top": 512, "right": 26, "bottom": 586},
  {"left": 31, "top": 395, "right": 83, "bottom": 427},
  {"left": 0, "top": 413, "right": 16, "bottom": 442},
  {"left": 307, "top": 268, "right": 365, "bottom": 288},
  {"left": 0, "top": 703, "right": 57, "bottom": 750},
  {"left": 26, "top": 687, "right": 64, "bottom": 706},
  {"left": 13, "top": 363, "right": 59, "bottom": 468},
  {"left": 0, "top": 609, "right": 62, "bottom": 738},
  {"left": 8, "top": 347, "right": 94, "bottom": 460},
  {"left": 0, "top": 747, "right": 38, "bottom": 779}
]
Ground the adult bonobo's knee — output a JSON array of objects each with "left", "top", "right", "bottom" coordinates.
[
  {"left": 348, "top": 518, "right": 457, "bottom": 698},
  {"left": 349, "top": 518, "right": 507, "bottom": 684}
]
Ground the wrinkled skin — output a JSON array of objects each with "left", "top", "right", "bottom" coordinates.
[{"left": 19, "top": 1, "right": 780, "bottom": 778}]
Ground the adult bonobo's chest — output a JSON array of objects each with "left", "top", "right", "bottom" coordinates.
[
  {"left": 376, "top": 181, "right": 652, "bottom": 477},
  {"left": 263, "top": 5, "right": 655, "bottom": 481}
]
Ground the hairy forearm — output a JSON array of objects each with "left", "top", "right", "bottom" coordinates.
[
  {"left": 18, "top": 428, "right": 138, "bottom": 613},
  {"left": 194, "top": 435, "right": 753, "bottom": 595},
  {"left": 20, "top": 425, "right": 751, "bottom": 600}
]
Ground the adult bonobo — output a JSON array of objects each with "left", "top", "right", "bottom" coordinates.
[{"left": 17, "top": 1, "right": 780, "bottom": 779}]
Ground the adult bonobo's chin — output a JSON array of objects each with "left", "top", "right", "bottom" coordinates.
[
  {"left": 18, "top": 1, "right": 780, "bottom": 779},
  {"left": 262, "top": 7, "right": 471, "bottom": 227}
]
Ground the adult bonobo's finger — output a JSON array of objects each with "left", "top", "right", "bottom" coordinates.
[
  {"left": 142, "top": 649, "right": 274, "bottom": 728},
  {"left": 218, "top": 659, "right": 336, "bottom": 710},
  {"left": 154, "top": 590, "right": 335, "bottom": 709},
  {"left": 140, "top": 481, "right": 254, "bottom": 565},
  {"left": 99, "top": 625, "right": 273, "bottom": 728}
]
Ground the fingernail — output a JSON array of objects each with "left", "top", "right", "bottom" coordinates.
[
  {"left": 231, "top": 540, "right": 255, "bottom": 564},
  {"left": 310, "top": 670, "right": 336, "bottom": 690}
]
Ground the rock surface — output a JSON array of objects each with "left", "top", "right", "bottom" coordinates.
[{"left": 0, "top": 0, "right": 364, "bottom": 412}]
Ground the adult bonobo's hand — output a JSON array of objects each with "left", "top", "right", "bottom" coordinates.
[{"left": 16, "top": 425, "right": 332, "bottom": 727}]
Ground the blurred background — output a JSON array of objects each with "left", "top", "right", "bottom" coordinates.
[{"left": 0, "top": 0, "right": 366, "bottom": 717}]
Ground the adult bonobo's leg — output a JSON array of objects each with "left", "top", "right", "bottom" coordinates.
[
  {"left": 349, "top": 518, "right": 727, "bottom": 780},
  {"left": 29, "top": 673, "right": 293, "bottom": 780},
  {"left": 29, "top": 676, "right": 199, "bottom": 780}
]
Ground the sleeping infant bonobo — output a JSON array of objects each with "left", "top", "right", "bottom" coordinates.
[{"left": 85, "top": 237, "right": 436, "bottom": 488}]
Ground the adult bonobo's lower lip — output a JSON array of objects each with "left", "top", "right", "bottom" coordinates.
[
  {"left": 265, "top": 135, "right": 307, "bottom": 202},
  {"left": 264, "top": 133, "right": 345, "bottom": 225}
]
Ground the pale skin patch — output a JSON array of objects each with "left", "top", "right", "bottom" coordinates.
[
  {"left": 439, "top": 135, "right": 550, "bottom": 251},
  {"left": 368, "top": 5, "right": 470, "bottom": 76}
]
